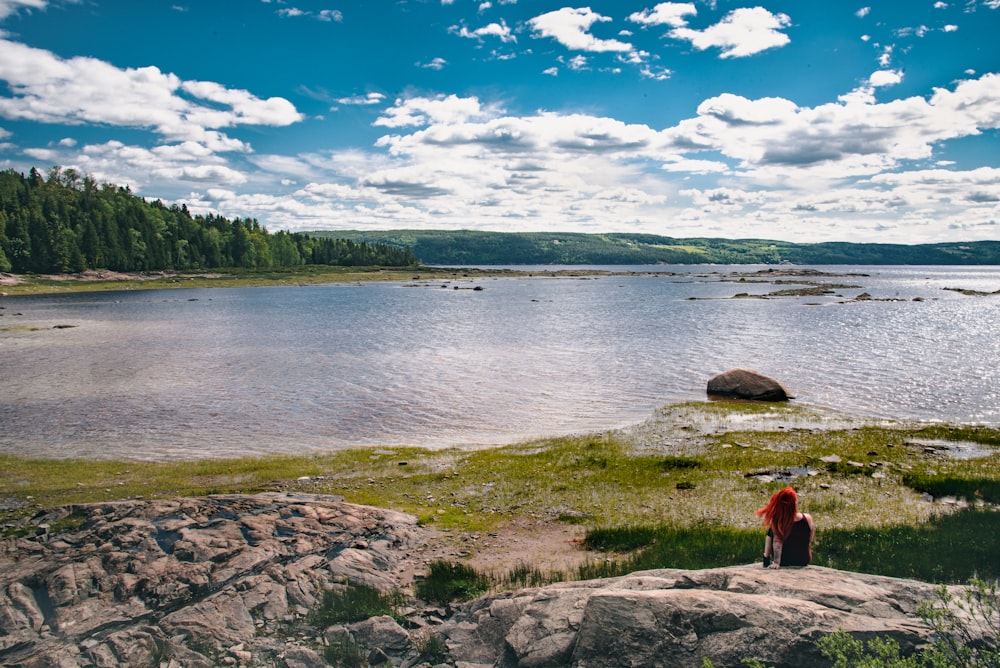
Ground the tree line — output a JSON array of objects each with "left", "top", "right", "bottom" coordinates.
[
  {"left": 0, "top": 167, "right": 417, "bottom": 274},
  {"left": 316, "top": 229, "right": 1000, "bottom": 265}
]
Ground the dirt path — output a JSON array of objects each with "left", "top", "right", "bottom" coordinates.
[{"left": 399, "top": 517, "right": 598, "bottom": 588}]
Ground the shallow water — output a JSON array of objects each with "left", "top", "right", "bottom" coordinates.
[{"left": 2, "top": 265, "right": 999, "bottom": 460}]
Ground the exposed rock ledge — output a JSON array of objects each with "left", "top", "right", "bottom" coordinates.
[
  {"left": 440, "top": 565, "right": 949, "bottom": 668},
  {"left": 1, "top": 494, "right": 961, "bottom": 667}
]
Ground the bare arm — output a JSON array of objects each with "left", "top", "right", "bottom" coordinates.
[{"left": 769, "top": 538, "right": 783, "bottom": 569}]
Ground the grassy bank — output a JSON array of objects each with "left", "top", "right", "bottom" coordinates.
[{"left": 2, "top": 402, "right": 998, "bottom": 583}]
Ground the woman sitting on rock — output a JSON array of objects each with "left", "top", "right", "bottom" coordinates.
[{"left": 756, "top": 487, "right": 814, "bottom": 568}]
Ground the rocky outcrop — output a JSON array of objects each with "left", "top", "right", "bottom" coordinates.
[
  {"left": 1, "top": 494, "right": 970, "bottom": 668},
  {"left": 439, "top": 564, "right": 954, "bottom": 668},
  {"left": 707, "top": 369, "right": 793, "bottom": 401},
  {"left": 0, "top": 493, "right": 424, "bottom": 667}
]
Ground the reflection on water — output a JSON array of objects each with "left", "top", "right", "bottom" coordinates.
[{"left": 2, "top": 265, "right": 999, "bottom": 460}]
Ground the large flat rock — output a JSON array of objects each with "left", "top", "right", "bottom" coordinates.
[{"left": 440, "top": 564, "right": 960, "bottom": 668}]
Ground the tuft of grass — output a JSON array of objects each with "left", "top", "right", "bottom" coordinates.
[
  {"left": 417, "top": 633, "right": 449, "bottom": 665},
  {"left": 415, "top": 560, "right": 490, "bottom": 605},
  {"left": 657, "top": 456, "right": 702, "bottom": 471},
  {"left": 324, "top": 636, "right": 369, "bottom": 668},
  {"left": 311, "top": 582, "right": 405, "bottom": 627}
]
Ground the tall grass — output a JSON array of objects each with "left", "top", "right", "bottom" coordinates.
[
  {"left": 311, "top": 582, "right": 405, "bottom": 626},
  {"left": 579, "top": 525, "right": 762, "bottom": 580},
  {"left": 579, "top": 509, "right": 1000, "bottom": 584}
]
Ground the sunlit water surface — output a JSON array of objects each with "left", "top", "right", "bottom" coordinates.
[{"left": 2, "top": 265, "right": 998, "bottom": 460}]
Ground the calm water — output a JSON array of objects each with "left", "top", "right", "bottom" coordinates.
[{"left": 2, "top": 265, "right": 999, "bottom": 460}]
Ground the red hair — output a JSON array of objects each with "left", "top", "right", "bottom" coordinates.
[{"left": 756, "top": 487, "right": 799, "bottom": 541}]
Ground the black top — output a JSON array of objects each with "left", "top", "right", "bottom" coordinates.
[{"left": 767, "top": 516, "right": 812, "bottom": 566}]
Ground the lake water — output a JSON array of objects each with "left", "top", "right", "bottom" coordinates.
[{"left": 2, "top": 265, "right": 999, "bottom": 460}]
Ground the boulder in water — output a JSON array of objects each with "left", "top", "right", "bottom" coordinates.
[{"left": 707, "top": 368, "right": 792, "bottom": 401}]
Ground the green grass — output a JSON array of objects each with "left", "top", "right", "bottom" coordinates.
[
  {"left": 577, "top": 509, "right": 1000, "bottom": 583},
  {"left": 415, "top": 561, "right": 491, "bottom": 605},
  {"left": 312, "top": 582, "right": 406, "bottom": 626}
]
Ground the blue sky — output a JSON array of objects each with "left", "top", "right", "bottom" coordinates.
[{"left": 0, "top": 0, "right": 998, "bottom": 243}]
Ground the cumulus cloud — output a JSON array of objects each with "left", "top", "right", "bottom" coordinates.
[
  {"left": 0, "top": 39, "right": 303, "bottom": 148},
  {"left": 452, "top": 19, "right": 516, "bottom": 43},
  {"left": 664, "top": 73, "right": 1000, "bottom": 181},
  {"left": 160, "top": 71, "right": 1000, "bottom": 241},
  {"left": 869, "top": 69, "right": 903, "bottom": 87},
  {"left": 528, "top": 7, "right": 633, "bottom": 52},
  {"left": 373, "top": 94, "right": 499, "bottom": 128},
  {"left": 669, "top": 7, "right": 792, "bottom": 58},
  {"left": 628, "top": 2, "right": 697, "bottom": 28}
]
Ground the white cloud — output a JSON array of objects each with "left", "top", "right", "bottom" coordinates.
[
  {"left": 452, "top": 19, "right": 516, "bottom": 43},
  {"left": 528, "top": 7, "right": 633, "bottom": 52},
  {"left": 417, "top": 57, "right": 448, "bottom": 70},
  {"left": 374, "top": 95, "right": 498, "bottom": 128},
  {"left": 856, "top": 7, "right": 871, "bottom": 18},
  {"left": 629, "top": 2, "right": 697, "bottom": 28},
  {"left": 0, "top": 0, "right": 45, "bottom": 20},
  {"left": 336, "top": 92, "right": 386, "bottom": 106},
  {"left": 869, "top": 69, "right": 903, "bottom": 87},
  {"left": 142, "top": 74, "right": 1000, "bottom": 242},
  {"left": 663, "top": 73, "right": 1000, "bottom": 182},
  {"left": 670, "top": 7, "right": 792, "bottom": 58},
  {"left": 318, "top": 9, "right": 343, "bottom": 22},
  {"left": 0, "top": 39, "right": 302, "bottom": 148}
]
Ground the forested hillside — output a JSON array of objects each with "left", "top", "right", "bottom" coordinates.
[
  {"left": 310, "top": 229, "right": 1000, "bottom": 265},
  {"left": 0, "top": 168, "right": 416, "bottom": 274}
]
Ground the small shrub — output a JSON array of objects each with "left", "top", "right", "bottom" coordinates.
[
  {"left": 815, "top": 630, "right": 921, "bottom": 668},
  {"left": 418, "top": 633, "right": 449, "bottom": 664},
  {"left": 415, "top": 560, "right": 490, "bottom": 605},
  {"left": 812, "top": 578, "right": 999, "bottom": 668},
  {"left": 312, "top": 582, "right": 404, "bottom": 627},
  {"left": 918, "top": 578, "right": 1000, "bottom": 667}
]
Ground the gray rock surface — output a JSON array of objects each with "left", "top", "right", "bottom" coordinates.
[
  {"left": 439, "top": 565, "right": 955, "bottom": 668},
  {"left": 0, "top": 493, "right": 424, "bottom": 667},
  {"left": 707, "top": 369, "right": 793, "bottom": 401},
  {"left": 1, "top": 494, "right": 970, "bottom": 668}
]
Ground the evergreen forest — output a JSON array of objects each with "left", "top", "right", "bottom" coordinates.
[
  {"left": 0, "top": 167, "right": 417, "bottom": 274},
  {"left": 314, "top": 229, "right": 1000, "bottom": 265}
]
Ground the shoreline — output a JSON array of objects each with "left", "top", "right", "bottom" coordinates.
[{"left": 0, "top": 265, "right": 881, "bottom": 296}]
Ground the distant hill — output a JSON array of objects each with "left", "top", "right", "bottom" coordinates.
[{"left": 305, "top": 229, "right": 1000, "bottom": 265}]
